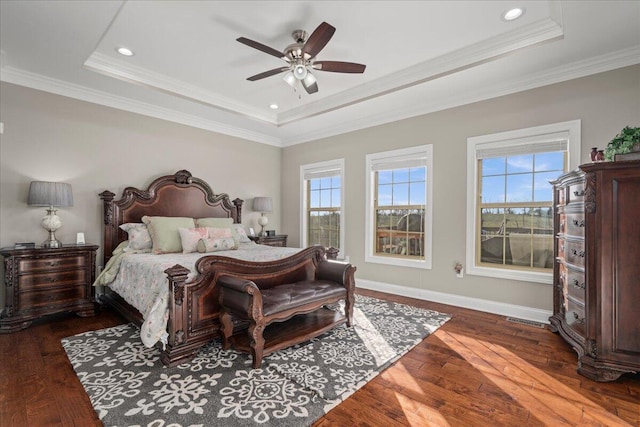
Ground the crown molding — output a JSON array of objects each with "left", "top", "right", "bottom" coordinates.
[
  {"left": 281, "top": 45, "right": 640, "bottom": 146},
  {"left": 0, "top": 65, "right": 283, "bottom": 146},
  {"left": 3, "top": 43, "right": 638, "bottom": 149},
  {"left": 83, "top": 52, "right": 277, "bottom": 124},
  {"left": 276, "top": 16, "right": 564, "bottom": 126}
]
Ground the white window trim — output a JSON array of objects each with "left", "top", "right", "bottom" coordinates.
[
  {"left": 300, "top": 158, "right": 345, "bottom": 257},
  {"left": 465, "top": 120, "right": 581, "bottom": 284},
  {"left": 365, "top": 145, "right": 433, "bottom": 269}
]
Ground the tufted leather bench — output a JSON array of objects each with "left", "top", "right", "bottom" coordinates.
[{"left": 216, "top": 246, "right": 356, "bottom": 368}]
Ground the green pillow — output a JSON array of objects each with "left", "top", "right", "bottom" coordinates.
[
  {"left": 195, "top": 217, "right": 238, "bottom": 244},
  {"left": 142, "top": 216, "right": 195, "bottom": 254}
]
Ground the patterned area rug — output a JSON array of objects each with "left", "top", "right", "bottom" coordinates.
[{"left": 62, "top": 295, "right": 450, "bottom": 426}]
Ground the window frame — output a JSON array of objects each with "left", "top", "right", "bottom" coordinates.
[
  {"left": 365, "top": 145, "right": 433, "bottom": 269},
  {"left": 300, "top": 159, "right": 345, "bottom": 257},
  {"left": 465, "top": 120, "right": 581, "bottom": 284}
]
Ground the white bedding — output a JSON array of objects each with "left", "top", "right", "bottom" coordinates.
[{"left": 99, "top": 242, "right": 301, "bottom": 347}]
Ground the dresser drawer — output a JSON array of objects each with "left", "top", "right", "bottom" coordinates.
[
  {"left": 559, "top": 213, "right": 585, "bottom": 238},
  {"left": 557, "top": 187, "right": 566, "bottom": 206},
  {"left": 18, "top": 286, "right": 87, "bottom": 310},
  {"left": 18, "top": 270, "right": 87, "bottom": 291},
  {"left": 563, "top": 240, "right": 586, "bottom": 267},
  {"left": 559, "top": 263, "right": 586, "bottom": 303},
  {"left": 567, "top": 183, "right": 585, "bottom": 204},
  {"left": 18, "top": 255, "right": 86, "bottom": 273},
  {"left": 565, "top": 297, "right": 586, "bottom": 336}
]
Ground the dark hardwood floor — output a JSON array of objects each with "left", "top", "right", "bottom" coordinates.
[{"left": 1, "top": 289, "right": 638, "bottom": 426}]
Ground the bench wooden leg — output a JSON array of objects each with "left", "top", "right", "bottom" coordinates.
[
  {"left": 249, "top": 322, "right": 265, "bottom": 368},
  {"left": 219, "top": 307, "right": 234, "bottom": 350},
  {"left": 345, "top": 294, "right": 354, "bottom": 327}
]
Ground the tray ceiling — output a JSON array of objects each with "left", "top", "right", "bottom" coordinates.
[{"left": 1, "top": 1, "right": 639, "bottom": 146}]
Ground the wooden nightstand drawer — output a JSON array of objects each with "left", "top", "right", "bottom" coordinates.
[
  {"left": 18, "top": 255, "right": 86, "bottom": 273},
  {"left": 19, "top": 270, "right": 87, "bottom": 291},
  {"left": 18, "top": 286, "right": 86, "bottom": 309},
  {"left": 249, "top": 235, "right": 288, "bottom": 247}
]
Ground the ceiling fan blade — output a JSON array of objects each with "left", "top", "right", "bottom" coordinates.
[
  {"left": 313, "top": 61, "right": 366, "bottom": 73},
  {"left": 237, "top": 37, "right": 284, "bottom": 59},
  {"left": 302, "top": 22, "right": 335, "bottom": 59},
  {"left": 301, "top": 72, "right": 318, "bottom": 94},
  {"left": 247, "top": 67, "right": 290, "bottom": 81}
]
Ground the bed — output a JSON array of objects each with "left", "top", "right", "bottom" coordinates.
[{"left": 97, "top": 169, "right": 339, "bottom": 367}]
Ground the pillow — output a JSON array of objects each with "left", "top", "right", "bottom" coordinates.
[
  {"left": 197, "top": 237, "right": 237, "bottom": 253},
  {"left": 142, "top": 216, "right": 196, "bottom": 254},
  {"left": 232, "top": 224, "right": 251, "bottom": 243},
  {"left": 119, "top": 223, "right": 152, "bottom": 252},
  {"left": 195, "top": 217, "right": 239, "bottom": 244},
  {"left": 195, "top": 217, "right": 233, "bottom": 228},
  {"left": 208, "top": 227, "right": 234, "bottom": 239},
  {"left": 178, "top": 227, "right": 210, "bottom": 253}
]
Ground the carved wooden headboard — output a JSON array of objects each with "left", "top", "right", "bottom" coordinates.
[{"left": 99, "top": 169, "right": 243, "bottom": 264}]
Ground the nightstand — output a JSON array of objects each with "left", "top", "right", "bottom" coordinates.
[
  {"left": 0, "top": 244, "right": 99, "bottom": 333},
  {"left": 249, "top": 234, "right": 288, "bottom": 247}
]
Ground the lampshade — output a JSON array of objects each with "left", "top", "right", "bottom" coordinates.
[
  {"left": 252, "top": 196, "right": 272, "bottom": 213},
  {"left": 28, "top": 181, "right": 73, "bottom": 207}
]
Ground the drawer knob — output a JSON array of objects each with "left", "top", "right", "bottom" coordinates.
[
  {"left": 572, "top": 279, "right": 585, "bottom": 290},
  {"left": 572, "top": 219, "right": 585, "bottom": 228},
  {"left": 573, "top": 190, "right": 585, "bottom": 197},
  {"left": 572, "top": 311, "right": 585, "bottom": 325},
  {"left": 48, "top": 261, "right": 60, "bottom": 267}
]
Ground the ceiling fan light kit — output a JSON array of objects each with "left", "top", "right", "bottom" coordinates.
[{"left": 237, "top": 21, "right": 366, "bottom": 95}]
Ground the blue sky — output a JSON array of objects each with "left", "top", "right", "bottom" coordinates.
[{"left": 481, "top": 152, "right": 564, "bottom": 204}]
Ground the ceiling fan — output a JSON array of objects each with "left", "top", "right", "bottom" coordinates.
[{"left": 237, "top": 22, "right": 366, "bottom": 95}]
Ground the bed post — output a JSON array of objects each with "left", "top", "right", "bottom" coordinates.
[
  {"left": 232, "top": 198, "right": 243, "bottom": 223},
  {"left": 99, "top": 190, "right": 116, "bottom": 264},
  {"left": 161, "top": 264, "right": 195, "bottom": 367}
]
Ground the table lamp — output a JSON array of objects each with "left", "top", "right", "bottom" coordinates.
[
  {"left": 252, "top": 196, "right": 272, "bottom": 237},
  {"left": 28, "top": 181, "right": 73, "bottom": 248}
]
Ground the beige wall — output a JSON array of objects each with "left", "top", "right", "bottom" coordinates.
[
  {"left": 1, "top": 65, "right": 639, "bottom": 315},
  {"left": 0, "top": 82, "right": 282, "bottom": 268},
  {"left": 281, "top": 65, "right": 640, "bottom": 312}
]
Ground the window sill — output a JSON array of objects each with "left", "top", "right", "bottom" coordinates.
[
  {"left": 466, "top": 265, "right": 552, "bottom": 284},
  {"left": 365, "top": 254, "right": 432, "bottom": 270}
]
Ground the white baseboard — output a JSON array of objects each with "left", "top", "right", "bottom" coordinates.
[{"left": 357, "top": 278, "right": 552, "bottom": 324}]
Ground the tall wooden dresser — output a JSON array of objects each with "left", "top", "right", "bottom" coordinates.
[{"left": 549, "top": 160, "right": 640, "bottom": 381}]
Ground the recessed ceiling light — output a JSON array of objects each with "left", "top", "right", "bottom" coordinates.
[
  {"left": 269, "top": 103, "right": 279, "bottom": 110},
  {"left": 502, "top": 7, "right": 525, "bottom": 21},
  {"left": 116, "top": 47, "right": 134, "bottom": 56}
]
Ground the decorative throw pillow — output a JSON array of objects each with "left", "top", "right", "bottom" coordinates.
[
  {"left": 197, "top": 237, "right": 237, "bottom": 253},
  {"left": 178, "top": 227, "right": 210, "bottom": 253},
  {"left": 207, "top": 227, "right": 233, "bottom": 239},
  {"left": 142, "top": 216, "right": 195, "bottom": 254},
  {"left": 231, "top": 224, "right": 251, "bottom": 243},
  {"left": 119, "top": 223, "right": 152, "bottom": 252},
  {"left": 195, "top": 217, "right": 239, "bottom": 245}
]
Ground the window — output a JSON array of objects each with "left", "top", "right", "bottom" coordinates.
[
  {"left": 466, "top": 120, "right": 581, "bottom": 284},
  {"left": 366, "top": 145, "right": 433, "bottom": 269},
  {"left": 300, "top": 159, "right": 344, "bottom": 255}
]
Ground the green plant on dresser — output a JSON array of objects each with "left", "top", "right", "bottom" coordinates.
[{"left": 604, "top": 126, "right": 640, "bottom": 161}]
